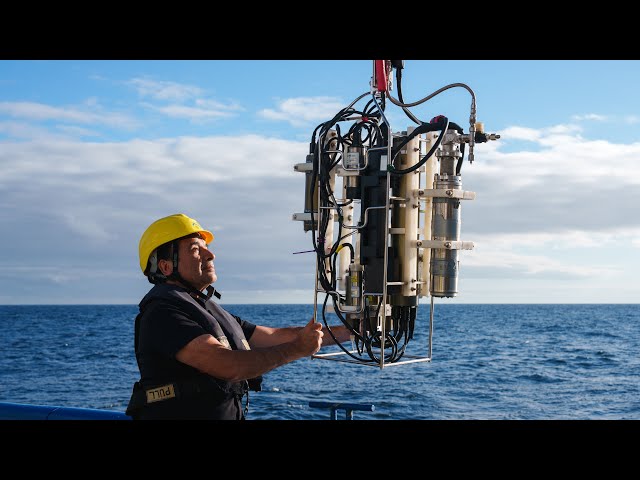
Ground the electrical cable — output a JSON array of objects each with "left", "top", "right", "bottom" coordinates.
[{"left": 388, "top": 117, "right": 449, "bottom": 176}]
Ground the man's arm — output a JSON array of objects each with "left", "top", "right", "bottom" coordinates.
[
  {"left": 176, "top": 319, "right": 324, "bottom": 383},
  {"left": 249, "top": 322, "right": 352, "bottom": 349}
]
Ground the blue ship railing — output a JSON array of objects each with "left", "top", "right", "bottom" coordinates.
[
  {"left": 308, "top": 401, "right": 375, "bottom": 420},
  {"left": 0, "top": 402, "right": 131, "bottom": 420},
  {"left": 0, "top": 401, "right": 376, "bottom": 420}
]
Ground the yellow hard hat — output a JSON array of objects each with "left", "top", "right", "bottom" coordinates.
[{"left": 138, "top": 213, "right": 214, "bottom": 274}]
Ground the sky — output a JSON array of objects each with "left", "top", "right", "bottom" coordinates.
[{"left": 0, "top": 59, "right": 639, "bottom": 305}]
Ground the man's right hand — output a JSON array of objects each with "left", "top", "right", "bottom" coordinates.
[{"left": 295, "top": 318, "right": 324, "bottom": 357}]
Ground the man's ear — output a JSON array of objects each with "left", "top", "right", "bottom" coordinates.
[{"left": 158, "top": 258, "right": 173, "bottom": 276}]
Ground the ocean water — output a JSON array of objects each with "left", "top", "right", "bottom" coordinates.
[{"left": 0, "top": 303, "right": 638, "bottom": 420}]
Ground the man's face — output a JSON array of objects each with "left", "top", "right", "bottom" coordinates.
[{"left": 176, "top": 235, "right": 217, "bottom": 290}]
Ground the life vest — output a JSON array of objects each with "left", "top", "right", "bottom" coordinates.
[{"left": 126, "top": 283, "right": 262, "bottom": 419}]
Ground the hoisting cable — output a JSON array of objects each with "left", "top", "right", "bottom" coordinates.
[{"left": 393, "top": 60, "right": 421, "bottom": 126}]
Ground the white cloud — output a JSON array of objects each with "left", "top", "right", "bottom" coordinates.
[
  {"left": 467, "top": 122, "right": 640, "bottom": 194},
  {"left": 570, "top": 113, "right": 640, "bottom": 125},
  {"left": 1, "top": 120, "right": 640, "bottom": 303},
  {"left": 55, "top": 125, "right": 102, "bottom": 138},
  {"left": 498, "top": 126, "right": 541, "bottom": 142},
  {"left": 0, "top": 134, "right": 305, "bottom": 197},
  {"left": 545, "top": 124, "right": 582, "bottom": 135},
  {"left": 465, "top": 247, "right": 615, "bottom": 277},
  {"left": 258, "top": 96, "right": 346, "bottom": 127},
  {"left": 195, "top": 98, "right": 243, "bottom": 111},
  {"left": 3, "top": 125, "right": 640, "bottom": 242},
  {"left": 127, "top": 78, "right": 204, "bottom": 101},
  {"left": 463, "top": 228, "right": 640, "bottom": 277},
  {"left": 0, "top": 265, "right": 133, "bottom": 281},
  {"left": 141, "top": 102, "right": 241, "bottom": 121},
  {"left": 0, "top": 101, "right": 138, "bottom": 129},
  {"left": 571, "top": 113, "right": 607, "bottom": 121},
  {"left": 63, "top": 211, "right": 115, "bottom": 243},
  {"left": 0, "top": 121, "right": 62, "bottom": 140},
  {"left": 499, "top": 123, "right": 583, "bottom": 144},
  {"left": 130, "top": 79, "right": 245, "bottom": 122},
  {"left": 0, "top": 121, "right": 101, "bottom": 141}
]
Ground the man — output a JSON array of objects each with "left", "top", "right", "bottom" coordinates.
[{"left": 126, "top": 213, "right": 351, "bottom": 420}]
